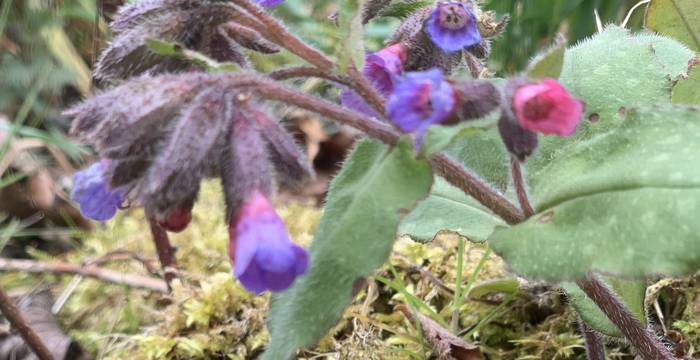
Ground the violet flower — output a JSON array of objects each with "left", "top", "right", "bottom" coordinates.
[
  {"left": 341, "top": 44, "right": 407, "bottom": 117},
  {"left": 229, "top": 191, "right": 308, "bottom": 294},
  {"left": 386, "top": 69, "right": 456, "bottom": 149},
  {"left": 71, "top": 161, "right": 125, "bottom": 221},
  {"left": 512, "top": 78, "right": 584, "bottom": 136},
  {"left": 257, "top": 0, "right": 284, "bottom": 7},
  {"left": 425, "top": 2, "right": 481, "bottom": 53}
]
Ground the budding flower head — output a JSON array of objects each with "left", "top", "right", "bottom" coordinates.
[
  {"left": 257, "top": 0, "right": 284, "bottom": 7},
  {"left": 158, "top": 204, "right": 193, "bottom": 233},
  {"left": 341, "top": 44, "right": 407, "bottom": 116},
  {"left": 512, "top": 79, "right": 584, "bottom": 136},
  {"left": 425, "top": 2, "right": 481, "bottom": 53},
  {"left": 228, "top": 191, "right": 308, "bottom": 294},
  {"left": 71, "top": 161, "right": 125, "bottom": 221},
  {"left": 386, "top": 69, "right": 456, "bottom": 149}
]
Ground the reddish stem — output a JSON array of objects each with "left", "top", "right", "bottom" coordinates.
[
  {"left": 510, "top": 155, "right": 535, "bottom": 218},
  {"left": 148, "top": 219, "right": 178, "bottom": 287},
  {"left": 576, "top": 275, "right": 676, "bottom": 360},
  {"left": 579, "top": 320, "right": 606, "bottom": 360}
]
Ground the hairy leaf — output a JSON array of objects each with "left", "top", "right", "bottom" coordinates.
[
  {"left": 263, "top": 138, "right": 433, "bottom": 360},
  {"left": 528, "top": 26, "right": 694, "bottom": 179},
  {"left": 491, "top": 105, "right": 700, "bottom": 281}
]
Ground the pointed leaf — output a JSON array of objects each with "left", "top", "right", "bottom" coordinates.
[
  {"left": 337, "top": 0, "right": 365, "bottom": 71},
  {"left": 526, "top": 34, "right": 566, "bottom": 80},
  {"left": 263, "top": 138, "right": 433, "bottom": 359},
  {"left": 646, "top": 0, "right": 700, "bottom": 52}
]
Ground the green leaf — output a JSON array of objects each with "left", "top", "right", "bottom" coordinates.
[
  {"left": 526, "top": 34, "right": 567, "bottom": 80},
  {"left": 491, "top": 104, "right": 700, "bottom": 281},
  {"left": 337, "top": 0, "right": 365, "bottom": 71},
  {"left": 145, "top": 38, "right": 240, "bottom": 73},
  {"left": 673, "top": 60, "right": 700, "bottom": 105},
  {"left": 421, "top": 112, "right": 499, "bottom": 157},
  {"left": 562, "top": 277, "right": 647, "bottom": 338},
  {"left": 646, "top": 0, "right": 700, "bottom": 52},
  {"left": 263, "top": 138, "right": 433, "bottom": 360},
  {"left": 444, "top": 127, "right": 510, "bottom": 192},
  {"left": 529, "top": 26, "right": 694, "bottom": 180},
  {"left": 468, "top": 278, "right": 520, "bottom": 299},
  {"left": 399, "top": 177, "right": 505, "bottom": 243}
]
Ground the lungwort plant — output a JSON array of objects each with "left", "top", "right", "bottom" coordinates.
[{"left": 62, "top": 0, "right": 700, "bottom": 358}]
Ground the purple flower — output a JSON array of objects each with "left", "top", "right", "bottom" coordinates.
[
  {"left": 386, "top": 69, "right": 456, "bottom": 149},
  {"left": 257, "top": 0, "right": 284, "bottom": 7},
  {"left": 425, "top": 2, "right": 481, "bottom": 53},
  {"left": 229, "top": 191, "right": 308, "bottom": 294},
  {"left": 341, "top": 44, "right": 407, "bottom": 117},
  {"left": 71, "top": 161, "right": 125, "bottom": 221}
]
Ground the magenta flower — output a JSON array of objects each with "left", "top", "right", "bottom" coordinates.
[
  {"left": 229, "top": 191, "right": 308, "bottom": 294},
  {"left": 512, "top": 79, "right": 584, "bottom": 136},
  {"left": 71, "top": 161, "right": 125, "bottom": 221},
  {"left": 386, "top": 69, "right": 456, "bottom": 149},
  {"left": 341, "top": 44, "right": 407, "bottom": 117},
  {"left": 425, "top": 2, "right": 482, "bottom": 53},
  {"left": 257, "top": 0, "right": 284, "bottom": 7}
]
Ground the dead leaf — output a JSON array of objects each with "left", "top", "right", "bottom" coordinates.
[{"left": 396, "top": 305, "right": 483, "bottom": 360}]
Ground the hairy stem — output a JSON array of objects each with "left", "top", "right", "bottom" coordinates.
[
  {"left": 510, "top": 155, "right": 535, "bottom": 218},
  {"left": 148, "top": 219, "right": 178, "bottom": 287},
  {"left": 230, "top": 0, "right": 334, "bottom": 70},
  {"left": 0, "top": 286, "right": 56, "bottom": 360},
  {"left": 227, "top": 74, "right": 525, "bottom": 224},
  {"left": 346, "top": 64, "right": 387, "bottom": 117},
  {"left": 579, "top": 320, "right": 606, "bottom": 360},
  {"left": 269, "top": 66, "right": 353, "bottom": 87},
  {"left": 576, "top": 275, "right": 676, "bottom": 360}
]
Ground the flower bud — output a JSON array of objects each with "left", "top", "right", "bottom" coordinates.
[
  {"left": 71, "top": 160, "right": 125, "bottom": 221},
  {"left": 228, "top": 191, "right": 308, "bottom": 294},
  {"left": 158, "top": 203, "right": 193, "bottom": 233},
  {"left": 425, "top": 2, "right": 482, "bottom": 53},
  {"left": 450, "top": 80, "right": 500, "bottom": 122},
  {"left": 386, "top": 69, "right": 455, "bottom": 149},
  {"left": 498, "top": 112, "right": 538, "bottom": 161}
]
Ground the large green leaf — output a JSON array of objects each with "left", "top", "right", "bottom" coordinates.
[
  {"left": 263, "top": 138, "right": 433, "bottom": 359},
  {"left": 528, "top": 27, "right": 694, "bottom": 188},
  {"left": 562, "top": 277, "right": 647, "bottom": 338},
  {"left": 646, "top": 0, "right": 700, "bottom": 52},
  {"left": 490, "top": 105, "right": 700, "bottom": 281},
  {"left": 673, "top": 61, "right": 700, "bottom": 105},
  {"left": 399, "top": 177, "right": 505, "bottom": 243}
]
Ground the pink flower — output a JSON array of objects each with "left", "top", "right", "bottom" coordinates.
[{"left": 513, "top": 79, "right": 584, "bottom": 136}]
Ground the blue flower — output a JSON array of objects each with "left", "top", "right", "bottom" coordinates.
[
  {"left": 71, "top": 161, "right": 125, "bottom": 221},
  {"left": 386, "top": 69, "right": 456, "bottom": 149},
  {"left": 257, "top": 0, "right": 284, "bottom": 7},
  {"left": 229, "top": 191, "right": 308, "bottom": 294},
  {"left": 425, "top": 2, "right": 481, "bottom": 53}
]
